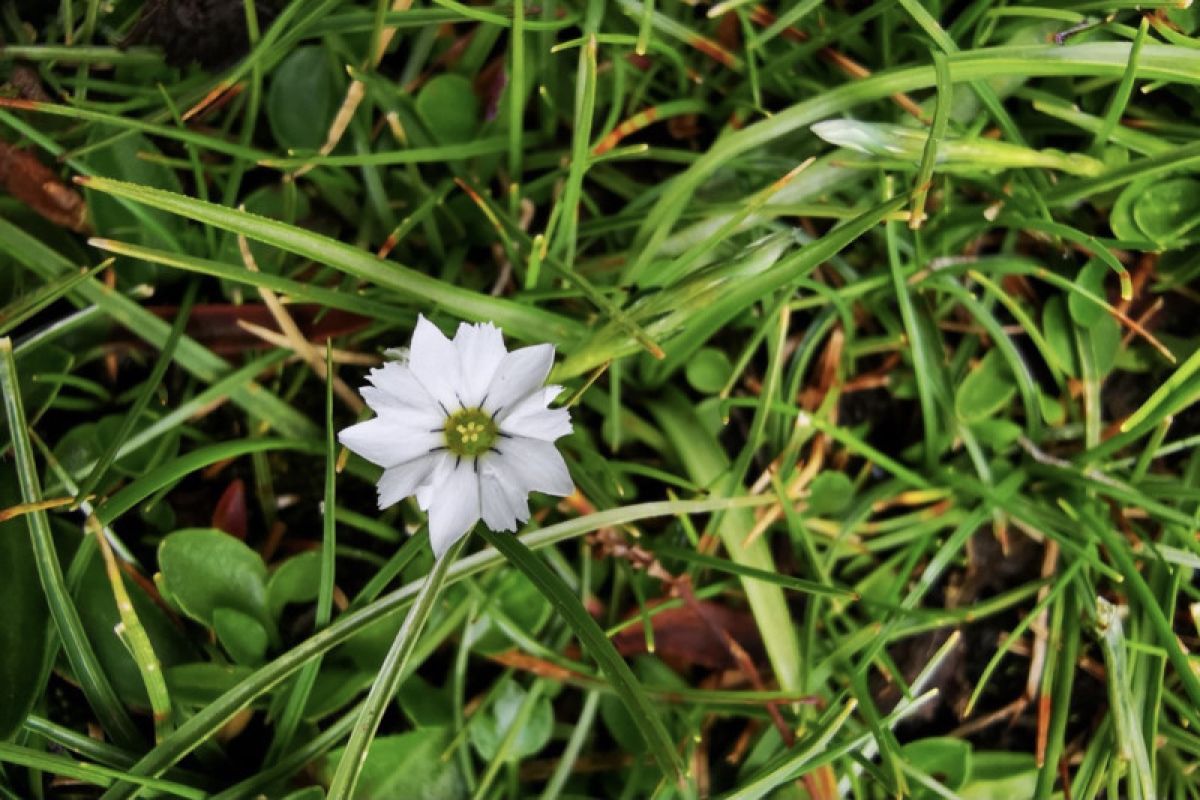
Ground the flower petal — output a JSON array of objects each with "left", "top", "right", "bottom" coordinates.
[
  {"left": 416, "top": 452, "right": 453, "bottom": 511},
  {"left": 338, "top": 416, "right": 442, "bottom": 468},
  {"left": 408, "top": 315, "right": 464, "bottom": 412},
  {"left": 426, "top": 459, "right": 481, "bottom": 557},
  {"left": 453, "top": 322, "right": 507, "bottom": 407},
  {"left": 479, "top": 459, "right": 530, "bottom": 532},
  {"left": 493, "top": 436, "right": 574, "bottom": 497},
  {"left": 498, "top": 386, "right": 572, "bottom": 441},
  {"left": 376, "top": 454, "right": 438, "bottom": 508},
  {"left": 363, "top": 362, "right": 439, "bottom": 413},
  {"left": 482, "top": 344, "right": 555, "bottom": 415}
]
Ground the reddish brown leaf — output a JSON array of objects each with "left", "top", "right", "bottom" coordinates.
[
  {"left": 211, "top": 478, "right": 248, "bottom": 540},
  {"left": 609, "top": 602, "right": 764, "bottom": 671},
  {"left": 0, "top": 141, "right": 89, "bottom": 232}
]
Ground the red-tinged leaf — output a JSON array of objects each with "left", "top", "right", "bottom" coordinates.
[
  {"left": 211, "top": 478, "right": 248, "bottom": 540},
  {"left": 609, "top": 602, "right": 765, "bottom": 671},
  {"left": 0, "top": 141, "right": 89, "bottom": 232}
]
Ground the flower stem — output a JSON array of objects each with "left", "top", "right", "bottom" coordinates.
[{"left": 325, "top": 532, "right": 468, "bottom": 799}]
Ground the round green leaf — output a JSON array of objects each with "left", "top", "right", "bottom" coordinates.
[
  {"left": 901, "top": 737, "right": 972, "bottom": 796},
  {"left": 319, "top": 729, "right": 464, "bottom": 799},
  {"left": 466, "top": 569, "right": 551, "bottom": 655},
  {"left": 806, "top": 471, "right": 853, "bottom": 516},
  {"left": 1132, "top": 177, "right": 1200, "bottom": 246},
  {"left": 1042, "top": 296, "right": 1079, "bottom": 378},
  {"left": 268, "top": 46, "right": 337, "bottom": 151},
  {"left": 468, "top": 681, "right": 553, "bottom": 762},
  {"left": 213, "top": 607, "right": 270, "bottom": 666},
  {"left": 416, "top": 74, "right": 480, "bottom": 145},
  {"left": 1067, "top": 259, "right": 1108, "bottom": 327},
  {"left": 955, "top": 349, "right": 1016, "bottom": 423},
  {"left": 267, "top": 550, "right": 323, "bottom": 620},
  {"left": 157, "top": 528, "right": 270, "bottom": 627},
  {"left": 685, "top": 347, "right": 734, "bottom": 394}
]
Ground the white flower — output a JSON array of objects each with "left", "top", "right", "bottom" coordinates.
[{"left": 339, "top": 316, "right": 574, "bottom": 557}]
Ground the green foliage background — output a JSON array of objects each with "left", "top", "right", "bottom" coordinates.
[{"left": 2, "top": 1, "right": 1200, "bottom": 798}]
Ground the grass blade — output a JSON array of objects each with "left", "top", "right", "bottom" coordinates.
[
  {"left": 0, "top": 339, "right": 142, "bottom": 749},
  {"left": 478, "top": 526, "right": 685, "bottom": 782}
]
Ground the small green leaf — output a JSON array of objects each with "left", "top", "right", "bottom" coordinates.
[
  {"left": 1132, "top": 177, "right": 1200, "bottom": 246},
  {"left": 1042, "top": 296, "right": 1079, "bottom": 378},
  {"left": 268, "top": 47, "right": 337, "bottom": 151},
  {"left": 956, "top": 349, "right": 1016, "bottom": 423},
  {"left": 416, "top": 74, "right": 480, "bottom": 145},
  {"left": 901, "top": 737, "right": 972, "bottom": 796},
  {"left": 395, "top": 673, "right": 454, "bottom": 728},
  {"left": 685, "top": 347, "right": 734, "bottom": 393},
  {"left": 1067, "top": 260, "right": 1108, "bottom": 327},
  {"left": 213, "top": 608, "right": 270, "bottom": 666},
  {"left": 267, "top": 550, "right": 323, "bottom": 620},
  {"left": 466, "top": 569, "right": 551, "bottom": 655},
  {"left": 318, "top": 729, "right": 464, "bottom": 800},
  {"left": 970, "top": 418, "right": 1022, "bottom": 450},
  {"left": 157, "top": 528, "right": 270, "bottom": 628},
  {"left": 1084, "top": 313, "right": 1122, "bottom": 377},
  {"left": 961, "top": 752, "right": 1037, "bottom": 800},
  {"left": 806, "top": 471, "right": 854, "bottom": 516},
  {"left": 468, "top": 681, "right": 554, "bottom": 761}
]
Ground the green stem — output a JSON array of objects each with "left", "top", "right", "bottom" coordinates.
[{"left": 326, "top": 535, "right": 469, "bottom": 799}]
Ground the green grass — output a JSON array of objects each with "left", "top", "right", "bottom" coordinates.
[{"left": 3, "top": 1, "right": 1200, "bottom": 798}]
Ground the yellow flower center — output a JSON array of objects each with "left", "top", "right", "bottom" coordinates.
[{"left": 443, "top": 407, "right": 499, "bottom": 457}]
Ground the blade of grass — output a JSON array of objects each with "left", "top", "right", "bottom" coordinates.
[
  {"left": 625, "top": 41, "right": 1200, "bottom": 282},
  {"left": 478, "top": 526, "right": 685, "bottom": 782},
  {"left": 263, "top": 345, "right": 339, "bottom": 765},
  {"left": 76, "top": 176, "right": 581, "bottom": 344},
  {"left": 75, "top": 280, "right": 197, "bottom": 504},
  {"left": 0, "top": 338, "right": 142, "bottom": 749},
  {"left": 0, "top": 262, "right": 108, "bottom": 337},
  {"left": 0, "top": 217, "right": 316, "bottom": 440},
  {"left": 0, "top": 743, "right": 203, "bottom": 799},
  {"left": 325, "top": 535, "right": 468, "bottom": 799}
]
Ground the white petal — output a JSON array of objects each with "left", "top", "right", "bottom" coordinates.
[
  {"left": 453, "top": 322, "right": 507, "bottom": 407},
  {"left": 416, "top": 451, "right": 453, "bottom": 511},
  {"left": 360, "top": 388, "right": 444, "bottom": 433},
  {"left": 408, "top": 315, "right": 464, "bottom": 412},
  {"left": 377, "top": 454, "right": 438, "bottom": 508},
  {"left": 363, "top": 363, "right": 439, "bottom": 413},
  {"left": 493, "top": 436, "right": 574, "bottom": 497},
  {"left": 426, "top": 459, "right": 481, "bottom": 557},
  {"left": 338, "top": 416, "right": 442, "bottom": 468},
  {"left": 479, "top": 460, "right": 530, "bottom": 532},
  {"left": 498, "top": 386, "right": 572, "bottom": 441},
  {"left": 482, "top": 344, "right": 555, "bottom": 415}
]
